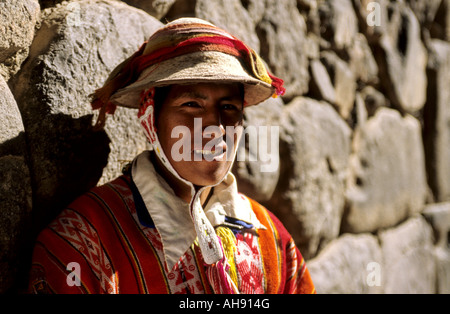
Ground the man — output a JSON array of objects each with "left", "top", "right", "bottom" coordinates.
[{"left": 29, "top": 17, "right": 315, "bottom": 294}]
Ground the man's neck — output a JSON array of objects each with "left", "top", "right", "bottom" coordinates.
[{"left": 150, "top": 152, "right": 212, "bottom": 205}]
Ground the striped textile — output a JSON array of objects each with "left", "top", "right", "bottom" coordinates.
[{"left": 28, "top": 174, "right": 315, "bottom": 294}]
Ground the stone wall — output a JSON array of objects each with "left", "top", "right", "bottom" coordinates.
[{"left": 0, "top": 0, "right": 449, "bottom": 294}]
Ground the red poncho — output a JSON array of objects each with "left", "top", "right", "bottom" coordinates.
[{"left": 29, "top": 155, "right": 314, "bottom": 294}]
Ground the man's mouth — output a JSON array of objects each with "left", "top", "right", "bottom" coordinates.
[{"left": 193, "top": 146, "right": 227, "bottom": 160}]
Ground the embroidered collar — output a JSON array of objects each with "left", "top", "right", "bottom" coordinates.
[{"left": 130, "top": 150, "right": 265, "bottom": 270}]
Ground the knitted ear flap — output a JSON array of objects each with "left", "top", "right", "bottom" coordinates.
[
  {"left": 137, "top": 87, "right": 191, "bottom": 186},
  {"left": 138, "top": 88, "right": 157, "bottom": 144}
]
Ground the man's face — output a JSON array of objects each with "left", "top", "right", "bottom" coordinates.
[{"left": 156, "top": 83, "right": 244, "bottom": 187}]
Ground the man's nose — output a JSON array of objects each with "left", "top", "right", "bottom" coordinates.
[
  {"left": 201, "top": 109, "right": 225, "bottom": 138},
  {"left": 203, "top": 123, "right": 225, "bottom": 139}
]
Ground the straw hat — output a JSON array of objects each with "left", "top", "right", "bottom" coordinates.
[
  {"left": 111, "top": 51, "right": 274, "bottom": 109},
  {"left": 91, "top": 17, "right": 285, "bottom": 128}
]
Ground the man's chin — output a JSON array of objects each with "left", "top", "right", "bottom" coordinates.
[{"left": 186, "top": 162, "right": 231, "bottom": 187}]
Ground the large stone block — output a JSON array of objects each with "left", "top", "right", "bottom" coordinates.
[
  {"left": 422, "top": 202, "right": 450, "bottom": 294},
  {"left": 372, "top": 1, "right": 428, "bottom": 113},
  {"left": 0, "top": 156, "right": 32, "bottom": 293},
  {"left": 0, "top": 75, "right": 32, "bottom": 293},
  {"left": 319, "top": 51, "right": 356, "bottom": 120},
  {"left": 407, "top": 0, "right": 449, "bottom": 40},
  {"left": 422, "top": 202, "right": 450, "bottom": 249},
  {"left": 10, "top": 0, "right": 161, "bottom": 227},
  {"left": 317, "top": 0, "right": 359, "bottom": 51},
  {"left": 255, "top": 0, "right": 313, "bottom": 100},
  {"left": 307, "top": 233, "right": 383, "bottom": 294},
  {"left": 347, "top": 33, "right": 379, "bottom": 85},
  {"left": 423, "top": 39, "right": 450, "bottom": 202},
  {"left": 379, "top": 215, "right": 436, "bottom": 294},
  {"left": 344, "top": 108, "right": 428, "bottom": 233},
  {"left": 195, "top": 0, "right": 260, "bottom": 53},
  {"left": 122, "top": 0, "right": 176, "bottom": 19},
  {"left": 308, "top": 58, "right": 336, "bottom": 106},
  {"left": 0, "top": 75, "right": 26, "bottom": 152},
  {"left": 265, "top": 97, "right": 352, "bottom": 259},
  {"left": 435, "top": 247, "right": 450, "bottom": 294},
  {"left": 0, "top": 0, "right": 40, "bottom": 80},
  {"left": 232, "top": 96, "right": 283, "bottom": 202}
]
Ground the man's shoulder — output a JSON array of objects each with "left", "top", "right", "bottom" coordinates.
[
  {"left": 36, "top": 175, "right": 134, "bottom": 241},
  {"left": 240, "top": 193, "right": 292, "bottom": 240},
  {"left": 240, "top": 194, "right": 276, "bottom": 222},
  {"left": 55, "top": 175, "right": 133, "bottom": 222}
]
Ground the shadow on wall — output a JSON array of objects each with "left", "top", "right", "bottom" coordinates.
[
  {"left": 23, "top": 113, "right": 110, "bottom": 232},
  {"left": 0, "top": 114, "right": 110, "bottom": 294}
]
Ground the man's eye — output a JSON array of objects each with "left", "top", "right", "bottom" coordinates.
[
  {"left": 221, "top": 104, "right": 239, "bottom": 111},
  {"left": 181, "top": 101, "right": 200, "bottom": 108}
]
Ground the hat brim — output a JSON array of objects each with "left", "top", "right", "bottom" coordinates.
[{"left": 109, "top": 51, "right": 275, "bottom": 108}]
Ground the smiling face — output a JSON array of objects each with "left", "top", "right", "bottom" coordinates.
[{"left": 155, "top": 83, "right": 244, "bottom": 187}]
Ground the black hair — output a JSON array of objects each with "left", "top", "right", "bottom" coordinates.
[{"left": 153, "top": 85, "right": 172, "bottom": 119}]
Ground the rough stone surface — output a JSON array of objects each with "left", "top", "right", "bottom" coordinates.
[
  {"left": 344, "top": 108, "right": 428, "bottom": 233},
  {"left": 422, "top": 202, "right": 450, "bottom": 293},
  {"left": 255, "top": 0, "right": 312, "bottom": 100},
  {"left": 307, "top": 233, "right": 383, "bottom": 294},
  {"left": 10, "top": 0, "right": 161, "bottom": 228},
  {"left": 348, "top": 33, "right": 379, "bottom": 85},
  {"left": 422, "top": 202, "right": 450, "bottom": 249},
  {"left": 358, "top": 86, "right": 388, "bottom": 118},
  {"left": 265, "top": 97, "right": 352, "bottom": 259},
  {"left": 435, "top": 246, "right": 450, "bottom": 294},
  {"left": 309, "top": 58, "right": 336, "bottom": 105},
  {"left": 373, "top": 1, "right": 428, "bottom": 113},
  {"left": 195, "top": 0, "right": 260, "bottom": 53},
  {"left": 0, "top": 75, "right": 32, "bottom": 293},
  {"left": 424, "top": 39, "right": 450, "bottom": 202},
  {"left": 310, "top": 44, "right": 372, "bottom": 123},
  {"left": 0, "top": 75, "right": 26, "bottom": 153},
  {"left": 122, "top": 0, "right": 176, "bottom": 19},
  {"left": 232, "top": 96, "right": 283, "bottom": 202},
  {"left": 0, "top": 0, "right": 40, "bottom": 81},
  {"left": 320, "top": 51, "right": 356, "bottom": 120},
  {"left": 317, "top": 0, "right": 359, "bottom": 51},
  {"left": 0, "top": 156, "right": 32, "bottom": 293},
  {"left": 379, "top": 215, "right": 436, "bottom": 294},
  {"left": 407, "top": 0, "right": 448, "bottom": 40}
]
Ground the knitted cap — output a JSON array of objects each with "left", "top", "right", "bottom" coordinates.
[{"left": 91, "top": 17, "right": 285, "bottom": 128}]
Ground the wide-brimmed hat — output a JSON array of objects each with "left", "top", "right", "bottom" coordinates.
[{"left": 91, "top": 17, "right": 285, "bottom": 128}]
